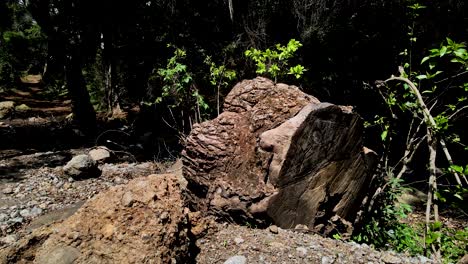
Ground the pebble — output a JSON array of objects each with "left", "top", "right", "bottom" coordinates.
[
  {"left": 234, "top": 237, "right": 244, "bottom": 244},
  {"left": 268, "top": 225, "right": 279, "bottom": 234},
  {"left": 224, "top": 255, "right": 247, "bottom": 264},
  {"left": 30, "top": 207, "right": 43, "bottom": 217},
  {"left": 9, "top": 217, "right": 23, "bottom": 224},
  {"left": 0, "top": 213, "right": 8, "bottom": 222},
  {"left": 19, "top": 209, "right": 31, "bottom": 218},
  {"left": 0, "top": 234, "right": 17, "bottom": 244},
  {"left": 2, "top": 187, "right": 13, "bottom": 194},
  {"left": 296, "top": 247, "right": 307, "bottom": 258},
  {"left": 322, "top": 256, "right": 334, "bottom": 264}
]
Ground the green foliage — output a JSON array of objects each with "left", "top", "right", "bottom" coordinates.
[
  {"left": 361, "top": 3, "right": 467, "bottom": 262},
  {"left": 154, "top": 45, "right": 208, "bottom": 112},
  {"left": 354, "top": 177, "right": 415, "bottom": 249},
  {"left": 205, "top": 56, "right": 237, "bottom": 88},
  {"left": 0, "top": 2, "right": 46, "bottom": 87},
  {"left": 204, "top": 55, "right": 237, "bottom": 115},
  {"left": 244, "top": 39, "right": 306, "bottom": 82}
]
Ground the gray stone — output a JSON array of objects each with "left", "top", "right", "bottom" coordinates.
[
  {"left": 63, "top": 154, "right": 101, "bottom": 180},
  {"left": 0, "top": 213, "right": 8, "bottom": 222},
  {"left": 10, "top": 211, "right": 18, "bottom": 218},
  {"left": 296, "top": 247, "right": 307, "bottom": 258},
  {"left": 381, "top": 253, "right": 402, "bottom": 264},
  {"left": 321, "top": 256, "right": 334, "bottom": 264},
  {"left": 36, "top": 246, "right": 81, "bottom": 264},
  {"left": 30, "top": 206, "right": 43, "bottom": 217},
  {"left": 269, "top": 225, "right": 279, "bottom": 234},
  {"left": 19, "top": 209, "right": 31, "bottom": 218},
  {"left": 234, "top": 237, "right": 244, "bottom": 244},
  {"left": 2, "top": 187, "right": 14, "bottom": 194},
  {"left": 9, "top": 217, "right": 23, "bottom": 223},
  {"left": 89, "top": 147, "right": 111, "bottom": 163},
  {"left": 224, "top": 255, "right": 247, "bottom": 264},
  {"left": 0, "top": 234, "right": 17, "bottom": 244}
]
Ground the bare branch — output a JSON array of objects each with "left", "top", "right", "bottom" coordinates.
[{"left": 384, "top": 76, "right": 467, "bottom": 186}]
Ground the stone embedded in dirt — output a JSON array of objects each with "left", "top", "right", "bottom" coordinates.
[
  {"left": 183, "top": 77, "right": 377, "bottom": 235},
  {"left": 35, "top": 246, "right": 80, "bottom": 264},
  {"left": 0, "top": 174, "right": 198, "bottom": 263},
  {"left": 63, "top": 154, "right": 101, "bottom": 180},
  {"left": 1, "top": 187, "right": 13, "bottom": 195},
  {"left": 268, "top": 225, "right": 279, "bottom": 234},
  {"left": 88, "top": 147, "right": 111, "bottom": 163},
  {"left": 224, "top": 255, "right": 247, "bottom": 264},
  {"left": 0, "top": 101, "right": 15, "bottom": 119}
]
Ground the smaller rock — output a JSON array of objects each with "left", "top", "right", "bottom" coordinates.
[
  {"left": 0, "top": 234, "right": 18, "bottom": 244},
  {"left": 296, "top": 247, "right": 307, "bottom": 258},
  {"left": 234, "top": 237, "right": 244, "bottom": 244},
  {"left": 294, "top": 224, "right": 309, "bottom": 231},
  {"left": 19, "top": 209, "right": 31, "bottom": 218},
  {"left": 121, "top": 192, "right": 134, "bottom": 207},
  {"left": 36, "top": 246, "right": 81, "bottom": 264},
  {"left": 224, "top": 255, "right": 247, "bottom": 264},
  {"left": 89, "top": 147, "right": 111, "bottom": 163},
  {"left": 10, "top": 211, "right": 18, "bottom": 218},
  {"left": 381, "top": 253, "right": 402, "bottom": 264},
  {"left": 269, "top": 225, "right": 279, "bottom": 234},
  {"left": 322, "top": 256, "right": 334, "bottom": 264},
  {"left": 2, "top": 187, "right": 14, "bottom": 194},
  {"left": 30, "top": 206, "right": 43, "bottom": 217},
  {"left": 9, "top": 217, "right": 23, "bottom": 224},
  {"left": 63, "top": 154, "right": 101, "bottom": 180},
  {"left": 15, "top": 104, "right": 30, "bottom": 112},
  {"left": 0, "top": 213, "right": 8, "bottom": 222}
]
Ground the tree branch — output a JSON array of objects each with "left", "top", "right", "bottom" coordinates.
[{"left": 384, "top": 76, "right": 467, "bottom": 186}]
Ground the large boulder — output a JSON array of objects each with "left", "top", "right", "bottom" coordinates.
[
  {"left": 0, "top": 174, "right": 198, "bottom": 264},
  {"left": 182, "top": 77, "right": 376, "bottom": 234}
]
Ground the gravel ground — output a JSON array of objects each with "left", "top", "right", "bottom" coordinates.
[
  {"left": 196, "top": 223, "right": 435, "bottom": 264},
  {"left": 0, "top": 149, "right": 161, "bottom": 244},
  {"left": 0, "top": 151, "right": 456, "bottom": 263}
]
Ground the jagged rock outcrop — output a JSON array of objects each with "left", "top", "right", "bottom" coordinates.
[
  {"left": 0, "top": 174, "right": 199, "bottom": 264},
  {"left": 182, "top": 77, "right": 377, "bottom": 234}
]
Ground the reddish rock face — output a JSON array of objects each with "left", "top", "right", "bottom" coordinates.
[
  {"left": 0, "top": 174, "right": 198, "bottom": 264},
  {"left": 182, "top": 77, "right": 376, "bottom": 234}
]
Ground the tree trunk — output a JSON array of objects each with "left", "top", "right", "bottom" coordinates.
[
  {"left": 65, "top": 51, "right": 96, "bottom": 135},
  {"left": 182, "top": 77, "right": 377, "bottom": 236}
]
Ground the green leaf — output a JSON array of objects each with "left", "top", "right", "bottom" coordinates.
[
  {"left": 450, "top": 165, "right": 464, "bottom": 173},
  {"left": 416, "top": 75, "right": 427, "bottom": 80},
  {"left": 440, "top": 46, "right": 447, "bottom": 57},
  {"left": 421, "top": 56, "right": 430, "bottom": 64},
  {"left": 381, "top": 130, "right": 388, "bottom": 141}
]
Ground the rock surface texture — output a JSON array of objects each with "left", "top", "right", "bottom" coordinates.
[
  {"left": 63, "top": 154, "right": 101, "bottom": 180},
  {"left": 182, "top": 77, "right": 377, "bottom": 234},
  {"left": 0, "top": 174, "right": 196, "bottom": 264}
]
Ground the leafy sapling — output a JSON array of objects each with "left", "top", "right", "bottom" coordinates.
[{"left": 245, "top": 39, "right": 307, "bottom": 83}]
